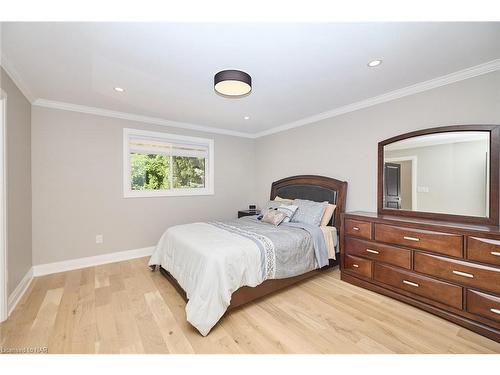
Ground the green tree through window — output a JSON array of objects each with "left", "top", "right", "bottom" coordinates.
[
  {"left": 173, "top": 156, "right": 205, "bottom": 188},
  {"left": 130, "top": 153, "right": 169, "bottom": 190},
  {"left": 130, "top": 153, "right": 206, "bottom": 190}
]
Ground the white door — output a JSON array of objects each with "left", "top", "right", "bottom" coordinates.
[{"left": 0, "top": 96, "right": 6, "bottom": 322}]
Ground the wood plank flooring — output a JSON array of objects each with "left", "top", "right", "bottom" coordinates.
[{"left": 1, "top": 257, "right": 499, "bottom": 354}]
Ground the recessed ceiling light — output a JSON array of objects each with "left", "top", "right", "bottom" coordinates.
[
  {"left": 114, "top": 87, "right": 125, "bottom": 92},
  {"left": 367, "top": 59, "right": 382, "bottom": 68},
  {"left": 244, "top": 116, "right": 250, "bottom": 120},
  {"left": 214, "top": 70, "right": 252, "bottom": 98}
]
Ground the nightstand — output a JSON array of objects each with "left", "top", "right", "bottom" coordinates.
[{"left": 238, "top": 210, "right": 261, "bottom": 218}]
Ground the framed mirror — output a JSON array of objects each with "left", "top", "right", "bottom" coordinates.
[{"left": 378, "top": 125, "right": 500, "bottom": 225}]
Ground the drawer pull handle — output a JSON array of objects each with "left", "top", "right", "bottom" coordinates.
[
  {"left": 366, "top": 249, "right": 379, "bottom": 254},
  {"left": 352, "top": 227, "right": 360, "bottom": 231},
  {"left": 402, "top": 280, "right": 419, "bottom": 288},
  {"left": 352, "top": 264, "right": 359, "bottom": 268},
  {"left": 403, "top": 236, "right": 420, "bottom": 242},
  {"left": 491, "top": 308, "right": 500, "bottom": 315},
  {"left": 491, "top": 251, "right": 500, "bottom": 257},
  {"left": 452, "top": 270, "right": 474, "bottom": 278}
]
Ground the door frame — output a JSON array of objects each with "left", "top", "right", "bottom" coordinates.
[
  {"left": 0, "top": 91, "right": 7, "bottom": 322},
  {"left": 385, "top": 156, "right": 418, "bottom": 210}
]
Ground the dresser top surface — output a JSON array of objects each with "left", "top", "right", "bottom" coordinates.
[{"left": 344, "top": 211, "right": 500, "bottom": 235}]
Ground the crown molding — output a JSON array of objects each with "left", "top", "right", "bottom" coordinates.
[
  {"left": 0, "top": 52, "right": 36, "bottom": 103},
  {"left": 33, "top": 99, "right": 255, "bottom": 138},
  {"left": 18, "top": 58, "right": 500, "bottom": 139},
  {"left": 254, "top": 58, "right": 500, "bottom": 138}
]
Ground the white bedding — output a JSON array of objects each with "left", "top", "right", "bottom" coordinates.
[{"left": 149, "top": 223, "right": 264, "bottom": 336}]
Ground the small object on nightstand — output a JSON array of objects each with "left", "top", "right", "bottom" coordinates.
[{"left": 238, "top": 209, "right": 261, "bottom": 218}]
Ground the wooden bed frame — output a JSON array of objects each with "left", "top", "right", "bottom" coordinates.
[{"left": 157, "top": 174, "right": 348, "bottom": 311}]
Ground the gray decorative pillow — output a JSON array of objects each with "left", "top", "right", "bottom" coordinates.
[
  {"left": 277, "top": 204, "right": 298, "bottom": 223},
  {"left": 291, "top": 199, "right": 328, "bottom": 226},
  {"left": 261, "top": 210, "right": 287, "bottom": 226},
  {"left": 261, "top": 200, "right": 290, "bottom": 217}
]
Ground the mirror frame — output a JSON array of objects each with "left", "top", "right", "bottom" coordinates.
[{"left": 377, "top": 124, "right": 500, "bottom": 226}]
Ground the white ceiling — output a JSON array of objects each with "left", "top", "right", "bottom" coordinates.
[{"left": 1, "top": 22, "right": 500, "bottom": 135}]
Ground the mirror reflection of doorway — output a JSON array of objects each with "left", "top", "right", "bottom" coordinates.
[
  {"left": 384, "top": 163, "right": 401, "bottom": 209},
  {"left": 384, "top": 157, "right": 417, "bottom": 210}
]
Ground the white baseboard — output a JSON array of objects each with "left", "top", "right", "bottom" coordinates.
[
  {"left": 8, "top": 267, "right": 34, "bottom": 315},
  {"left": 5, "top": 246, "right": 154, "bottom": 316},
  {"left": 32, "top": 246, "right": 155, "bottom": 277}
]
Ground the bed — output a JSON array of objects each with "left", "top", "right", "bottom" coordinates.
[{"left": 149, "top": 175, "right": 347, "bottom": 335}]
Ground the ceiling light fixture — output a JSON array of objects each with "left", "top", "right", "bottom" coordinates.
[
  {"left": 367, "top": 59, "right": 382, "bottom": 68},
  {"left": 214, "top": 70, "right": 252, "bottom": 98},
  {"left": 114, "top": 87, "right": 125, "bottom": 92},
  {"left": 244, "top": 116, "right": 250, "bottom": 120}
]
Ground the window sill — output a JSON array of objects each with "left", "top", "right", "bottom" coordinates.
[{"left": 123, "top": 188, "right": 214, "bottom": 198}]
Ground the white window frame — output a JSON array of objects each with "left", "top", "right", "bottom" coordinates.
[{"left": 123, "top": 128, "right": 214, "bottom": 198}]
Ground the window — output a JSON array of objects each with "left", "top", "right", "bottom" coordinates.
[{"left": 123, "top": 128, "right": 214, "bottom": 197}]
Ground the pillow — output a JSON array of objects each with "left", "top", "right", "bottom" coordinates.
[
  {"left": 291, "top": 199, "right": 328, "bottom": 226},
  {"left": 260, "top": 200, "right": 282, "bottom": 215},
  {"left": 320, "top": 203, "right": 337, "bottom": 226},
  {"left": 277, "top": 204, "right": 298, "bottom": 223},
  {"left": 274, "top": 196, "right": 294, "bottom": 204},
  {"left": 261, "top": 210, "right": 287, "bottom": 226},
  {"left": 260, "top": 199, "right": 290, "bottom": 217}
]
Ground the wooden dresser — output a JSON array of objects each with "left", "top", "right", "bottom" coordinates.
[{"left": 341, "top": 211, "right": 500, "bottom": 342}]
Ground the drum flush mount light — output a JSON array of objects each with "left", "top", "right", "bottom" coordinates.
[{"left": 214, "top": 70, "right": 252, "bottom": 98}]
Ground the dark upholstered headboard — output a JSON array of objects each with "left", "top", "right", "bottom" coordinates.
[{"left": 270, "top": 175, "right": 348, "bottom": 230}]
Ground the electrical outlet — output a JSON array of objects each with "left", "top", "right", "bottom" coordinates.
[{"left": 95, "top": 234, "right": 103, "bottom": 244}]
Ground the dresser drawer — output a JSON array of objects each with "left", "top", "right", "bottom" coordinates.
[
  {"left": 467, "top": 290, "right": 500, "bottom": 323},
  {"left": 414, "top": 252, "right": 500, "bottom": 294},
  {"left": 345, "top": 219, "right": 372, "bottom": 240},
  {"left": 345, "top": 237, "right": 411, "bottom": 269},
  {"left": 467, "top": 237, "right": 500, "bottom": 266},
  {"left": 374, "top": 223, "right": 463, "bottom": 258},
  {"left": 374, "top": 263, "right": 463, "bottom": 309},
  {"left": 344, "top": 255, "right": 372, "bottom": 279}
]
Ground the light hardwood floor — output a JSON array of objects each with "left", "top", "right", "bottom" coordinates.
[{"left": 1, "top": 257, "right": 499, "bottom": 354}]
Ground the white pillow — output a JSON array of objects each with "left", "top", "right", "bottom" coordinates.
[
  {"left": 320, "top": 204, "right": 337, "bottom": 226},
  {"left": 274, "top": 196, "right": 294, "bottom": 204}
]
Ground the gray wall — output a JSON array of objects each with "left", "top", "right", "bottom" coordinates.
[
  {"left": 1, "top": 67, "right": 32, "bottom": 295},
  {"left": 31, "top": 107, "right": 256, "bottom": 265},
  {"left": 255, "top": 71, "right": 500, "bottom": 212}
]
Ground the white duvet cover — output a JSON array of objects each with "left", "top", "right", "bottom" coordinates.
[{"left": 149, "top": 222, "right": 264, "bottom": 336}]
